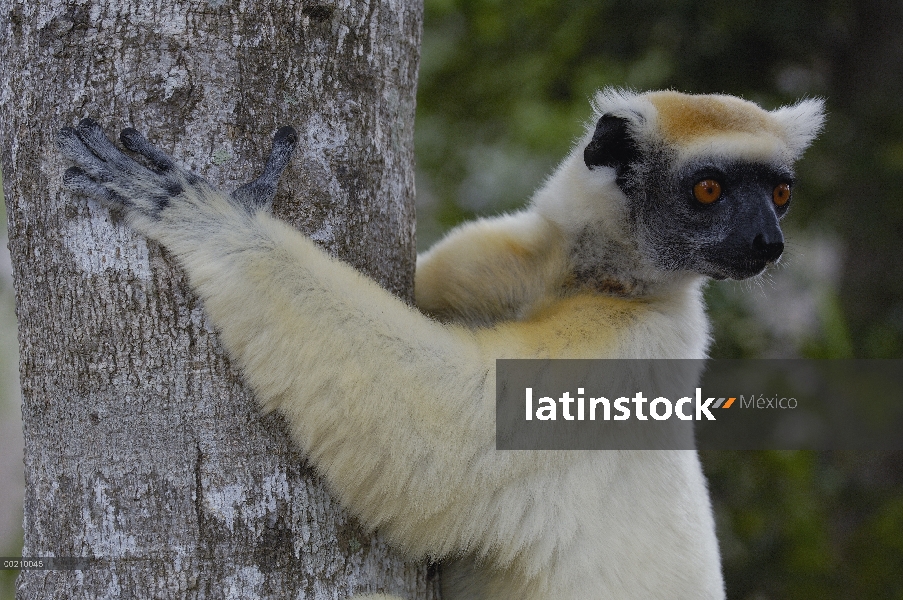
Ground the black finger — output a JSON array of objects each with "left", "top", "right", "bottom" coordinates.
[
  {"left": 63, "top": 167, "right": 130, "bottom": 207},
  {"left": 120, "top": 128, "right": 176, "bottom": 172},
  {"left": 57, "top": 127, "right": 115, "bottom": 182},
  {"left": 230, "top": 126, "right": 298, "bottom": 209},
  {"left": 74, "top": 119, "right": 138, "bottom": 172},
  {"left": 265, "top": 126, "right": 299, "bottom": 181}
]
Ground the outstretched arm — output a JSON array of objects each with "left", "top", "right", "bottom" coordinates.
[{"left": 57, "top": 121, "right": 556, "bottom": 559}]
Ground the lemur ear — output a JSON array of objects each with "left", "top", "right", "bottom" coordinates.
[
  {"left": 770, "top": 98, "right": 826, "bottom": 159},
  {"left": 583, "top": 114, "right": 640, "bottom": 174}
]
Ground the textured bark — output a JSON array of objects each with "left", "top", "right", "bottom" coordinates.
[{"left": 0, "top": 1, "right": 433, "bottom": 598}]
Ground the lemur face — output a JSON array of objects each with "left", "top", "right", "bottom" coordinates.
[
  {"left": 634, "top": 154, "right": 794, "bottom": 280},
  {"left": 584, "top": 91, "right": 823, "bottom": 281}
]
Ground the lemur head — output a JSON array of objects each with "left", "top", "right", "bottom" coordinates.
[{"left": 542, "top": 89, "right": 825, "bottom": 282}]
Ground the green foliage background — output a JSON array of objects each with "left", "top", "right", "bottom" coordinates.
[{"left": 414, "top": 1, "right": 903, "bottom": 598}]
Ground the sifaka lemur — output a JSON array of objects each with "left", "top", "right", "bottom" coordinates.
[{"left": 59, "top": 89, "right": 824, "bottom": 600}]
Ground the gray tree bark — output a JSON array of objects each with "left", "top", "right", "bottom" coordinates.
[{"left": 0, "top": 1, "right": 434, "bottom": 598}]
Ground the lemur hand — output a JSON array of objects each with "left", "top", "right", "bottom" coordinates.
[{"left": 58, "top": 119, "right": 298, "bottom": 220}]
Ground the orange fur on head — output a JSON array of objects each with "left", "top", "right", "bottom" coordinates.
[{"left": 647, "top": 91, "right": 785, "bottom": 144}]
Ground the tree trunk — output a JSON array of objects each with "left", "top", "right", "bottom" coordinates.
[{"left": 0, "top": 1, "right": 434, "bottom": 598}]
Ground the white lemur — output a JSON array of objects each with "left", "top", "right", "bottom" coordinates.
[{"left": 58, "top": 89, "right": 824, "bottom": 600}]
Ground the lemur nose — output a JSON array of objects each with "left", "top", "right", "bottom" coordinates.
[{"left": 752, "top": 233, "right": 784, "bottom": 262}]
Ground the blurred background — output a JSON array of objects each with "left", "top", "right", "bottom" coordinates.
[
  {"left": 2, "top": 0, "right": 903, "bottom": 597},
  {"left": 413, "top": 1, "right": 903, "bottom": 598}
]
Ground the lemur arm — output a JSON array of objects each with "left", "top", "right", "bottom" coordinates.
[
  {"left": 57, "top": 120, "right": 577, "bottom": 560},
  {"left": 415, "top": 213, "right": 570, "bottom": 327}
]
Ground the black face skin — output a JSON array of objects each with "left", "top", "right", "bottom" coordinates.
[
  {"left": 586, "top": 114, "right": 794, "bottom": 281},
  {"left": 639, "top": 157, "right": 793, "bottom": 279}
]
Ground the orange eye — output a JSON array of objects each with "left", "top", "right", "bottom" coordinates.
[
  {"left": 773, "top": 182, "right": 791, "bottom": 206},
  {"left": 693, "top": 179, "right": 722, "bottom": 204}
]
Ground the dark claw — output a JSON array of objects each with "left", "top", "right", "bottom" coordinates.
[
  {"left": 62, "top": 165, "right": 84, "bottom": 182},
  {"left": 231, "top": 125, "right": 298, "bottom": 209},
  {"left": 274, "top": 125, "right": 299, "bottom": 147}
]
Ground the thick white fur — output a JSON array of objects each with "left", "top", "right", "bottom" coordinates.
[
  {"left": 150, "top": 197, "right": 720, "bottom": 599},
  {"left": 121, "top": 90, "right": 824, "bottom": 600}
]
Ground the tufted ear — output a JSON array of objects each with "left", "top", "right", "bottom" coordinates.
[
  {"left": 771, "top": 98, "right": 826, "bottom": 158},
  {"left": 583, "top": 114, "right": 640, "bottom": 178}
]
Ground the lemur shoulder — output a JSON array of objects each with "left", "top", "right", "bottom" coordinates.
[{"left": 59, "top": 89, "right": 824, "bottom": 600}]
